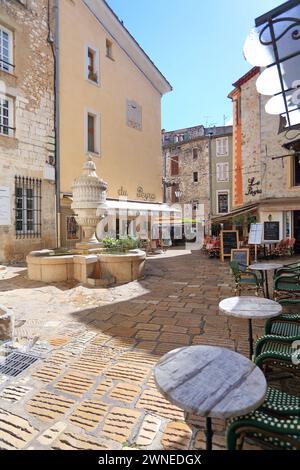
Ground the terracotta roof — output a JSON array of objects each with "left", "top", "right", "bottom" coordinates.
[{"left": 232, "top": 67, "right": 260, "bottom": 89}]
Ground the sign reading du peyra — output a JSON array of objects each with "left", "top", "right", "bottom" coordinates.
[{"left": 0, "top": 186, "right": 11, "bottom": 225}]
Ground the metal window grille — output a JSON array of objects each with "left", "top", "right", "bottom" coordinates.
[{"left": 15, "top": 176, "right": 42, "bottom": 239}]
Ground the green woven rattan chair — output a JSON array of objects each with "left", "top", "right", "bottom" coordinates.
[
  {"left": 229, "top": 261, "right": 264, "bottom": 296},
  {"left": 273, "top": 273, "right": 300, "bottom": 302},
  {"left": 226, "top": 387, "right": 300, "bottom": 450},
  {"left": 264, "top": 313, "right": 300, "bottom": 336},
  {"left": 254, "top": 335, "right": 300, "bottom": 375},
  {"left": 274, "top": 261, "right": 300, "bottom": 278}
]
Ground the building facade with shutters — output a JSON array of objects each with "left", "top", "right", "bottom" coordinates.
[
  {"left": 227, "top": 65, "right": 300, "bottom": 249},
  {"left": 0, "top": 0, "right": 56, "bottom": 263},
  {"left": 162, "top": 125, "right": 233, "bottom": 234},
  {"left": 58, "top": 0, "right": 172, "bottom": 247}
]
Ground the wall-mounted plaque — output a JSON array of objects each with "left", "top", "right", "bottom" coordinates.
[{"left": 0, "top": 186, "right": 10, "bottom": 226}]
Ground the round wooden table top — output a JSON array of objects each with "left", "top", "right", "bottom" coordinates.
[
  {"left": 154, "top": 345, "right": 267, "bottom": 420},
  {"left": 249, "top": 263, "right": 283, "bottom": 271},
  {"left": 219, "top": 296, "right": 282, "bottom": 319}
]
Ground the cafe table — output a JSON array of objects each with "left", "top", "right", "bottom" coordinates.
[
  {"left": 219, "top": 296, "right": 282, "bottom": 359},
  {"left": 154, "top": 345, "right": 267, "bottom": 450},
  {"left": 249, "top": 262, "right": 283, "bottom": 299}
]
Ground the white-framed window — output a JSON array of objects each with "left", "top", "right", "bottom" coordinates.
[
  {"left": 85, "top": 45, "right": 100, "bottom": 85},
  {"left": 126, "top": 99, "right": 142, "bottom": 131},
  {"left": 0, "top": 25, "right": 13, "bottom": 74},
  {"left": 217, "top": 190, "right": 229, "bottom": 214},
  {"left": 0, "top": 95, "right": 14, "bottom": 137},
  {"left": 216, "top": 137, "right": 229, "bottom": 156},
  {"left": 84, "top": 108, "right": 100, "bottom": 155},
  {"left": 216, "top": 162, "right": 229, "bottom": 182}
]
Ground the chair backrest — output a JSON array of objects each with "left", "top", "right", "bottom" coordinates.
[{"left": 229, "top": 260, "right": 247, "bottom": 275}]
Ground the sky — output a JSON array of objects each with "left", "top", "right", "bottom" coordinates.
[{"left": 107, "top": 0, "right": 281, "bottom": 131}]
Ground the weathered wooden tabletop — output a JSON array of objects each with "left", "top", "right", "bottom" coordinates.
[
  {"left": 219, "top": 296, "right": 282, "bottom": 319},
  {"left": 154, "top": 345, "right": 267, "bottom": 419}
]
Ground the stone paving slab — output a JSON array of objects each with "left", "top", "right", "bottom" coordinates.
[{"left": 0, "top": 250, "right": 299, "bottom": 450}]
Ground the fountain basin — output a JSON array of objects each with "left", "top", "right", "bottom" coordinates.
[{"left": 26, "top": 249, "right": 146, "bottom": 285}]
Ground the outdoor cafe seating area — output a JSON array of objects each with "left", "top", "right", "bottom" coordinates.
[
  {"left": 203, "top": 236, "right": 296, "bottom": 260},
  {"left": 223, "top": 257, "right": 300, "bottom": 449},
  {"left": 158, "top": 226, "right": 299, "bottom": 450}
]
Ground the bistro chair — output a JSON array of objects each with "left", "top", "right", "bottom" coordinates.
[
  {"left": 226, "top": 387, "right": 300, "bottom": 450},
  {"left": 264, "top": 313, "right": 300, "bottom": 337},
  {"left": 229, "top": 261, "right": 264, "bottom": 296},
  {"left": 273, "top": 272, "right": 300, "bottom": 302},
  {"left": 254, "top": 334, "right": 300, "bottom": 377}
]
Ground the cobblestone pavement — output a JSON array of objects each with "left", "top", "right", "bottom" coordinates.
[{"left": 0, "top": 250, "right": 297, "bottom": 450}]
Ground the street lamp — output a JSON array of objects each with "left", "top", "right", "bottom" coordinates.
[{"left": 175, "top": 189, "right": 182, "bottom": 201}]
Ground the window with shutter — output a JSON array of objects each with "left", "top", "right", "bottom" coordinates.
[
  {"left": 170, "top": 156, "right": 179, "bottom": 176},
  {"left": 216, "top": 137, "right": 229, "bottom": 156},
  {"left": 86, "top": 45, "right": 99, "bottom": 84},
  {"left": 216, "top": 163, "right": 229, "bottom": 182}
]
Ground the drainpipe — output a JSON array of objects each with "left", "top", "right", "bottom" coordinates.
[
  {"left": 163, "top": 148, "right": 167, "bottom": 203},
  {"left": 207, "top": 133, "right": 213, "bottom": 235},
  {"left": 47, "top": 0, "right": 60, "bottom": 248}
]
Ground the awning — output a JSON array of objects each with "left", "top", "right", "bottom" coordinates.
[
  {"left": 96, "top": 199, "right": 181, "bottom": 216},
  {"left": 211, "top": 203, "right": 259, "bottom": 223}
]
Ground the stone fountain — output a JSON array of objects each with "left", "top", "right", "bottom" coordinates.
[
  {"left": 71, "top": 155, "right": 108, "bottom": 250},
  {"left": 26, "top": 156, "right": 146, "bottom": 285}
]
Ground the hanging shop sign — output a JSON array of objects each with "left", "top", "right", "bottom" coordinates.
[
  {"left": 243, "top": 2, "right": 300, "bottom": 134},
  {"left": 136, "top": 186, "right": 156, "bottom": 201},
  {"left": 245, "top": 177, "right": 262, "bottom": 197}
]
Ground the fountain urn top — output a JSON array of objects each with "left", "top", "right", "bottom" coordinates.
[{"left": 71, "top": 156, "right": 108, "bottom": 210}]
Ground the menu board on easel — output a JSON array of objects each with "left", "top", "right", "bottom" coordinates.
[
  {"left": 248, "top": 223, "right": 263, "bottom": 245},
  {"left": 220, "top": 230, "right": 239, "bottom": 262},
  {"left": 263, "top": 221, "right": 280, "bottom": 243}
]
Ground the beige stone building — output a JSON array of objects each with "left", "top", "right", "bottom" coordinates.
[
  {"left": 162, "top": 125, "right": 233, "bottom": 235},
  {"left": 226, "top": 67, "right": 300, "bottom": 249},
  {"left": 0, "top": 0, "right": 56, "bottom": 263},
  {"left": 58, "top": 0, "right": 171, "bottom": 247}
]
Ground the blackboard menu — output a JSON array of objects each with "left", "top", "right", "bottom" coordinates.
[
  {"left": 263, "top": 222, "right": 280, "bottom": 242},
  {"left": 221, "top": 231, "right": 239, "bottom": 261},
  {"left": 231, "top": 249, "right": 249, "bottom": 266}
]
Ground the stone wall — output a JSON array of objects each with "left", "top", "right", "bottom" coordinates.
[
  {"left": 0, "top": 0, "right": 56, "bottom": 263},
  {"left": 241, "top": 73, "right": 300, "bottom": 206},
  {"left": 163, "top": 137, "right": 210, "bottom": 222}
]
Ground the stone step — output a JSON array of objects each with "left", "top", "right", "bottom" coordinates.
[{"left": 86, "top": 276, "right": 115, "bottom": 287}]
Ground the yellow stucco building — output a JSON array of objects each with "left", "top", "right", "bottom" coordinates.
[{"left": 58, "top": 0, "right": 172, "bottom": 246}]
